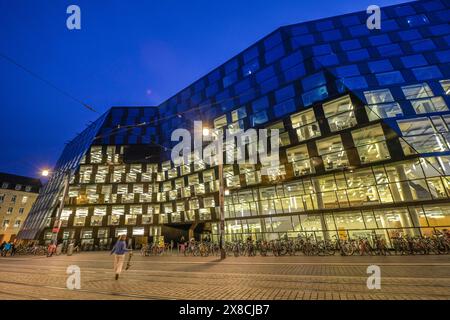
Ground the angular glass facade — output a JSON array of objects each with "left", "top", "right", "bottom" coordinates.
[{"left": 19, "top": 0, "right": 450, "bottom": 247}]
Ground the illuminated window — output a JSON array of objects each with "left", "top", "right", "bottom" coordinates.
[
  {"left": 286, "top": 144, "right": 314, "bottom": 176},
  {"left": 402, "top": 83, "right": 433, "bottom": 99},
  {"left": 90, "top": 146, "right": 103, "bottom": 164},
  {"left": 323, "top": 96, "right": 357, "bottom": 132},
  {"left": 316, "top": 135, "right": 349, "bottom": 171},
  {"left": 290, "top": 109, "right": 321, "bottom": 141},
  {"left": 352, "top": 124, "right": 390, "bottom": 163},
  {"left": 398, "top": 117, "right": 449, "bottom": 154},
  {"left": 440, "top": 79, "right": 450, "bottom": 95}
]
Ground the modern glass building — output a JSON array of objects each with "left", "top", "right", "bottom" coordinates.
[{"left": 18, "top": 0, "right": 450, "bottom": 248}]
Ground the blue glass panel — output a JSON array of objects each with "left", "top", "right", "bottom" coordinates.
[
  {"left": 338, "top": 76, "right": 368, "bottom": 90},
  {"left": 394, "top": 5, "right": 415, "bottom": 16},
  {"left": 275, "top": 85, "right": 295, "bottom": 103},
  {"left": 260, "top": 76, "right": 279, "bottom": 94},
  {"left": 322, "top": 29, "right": 342, "bottom": 41},
  {"left": 128, "top": 136, "right": 138, "bottom": 144},
  {"left": 428, "top": 24, "right": 450, "bottom": 36},
  {"left": 398, "top": 29, "right": 422, "bottom": 41},
  {"left": 347, "top": 49, "right": 370, "bottom": 62},
  {"left": 376, "top": 71, "right": 405, "bottom": 85},
  {"left": 316, "top": 20, "right": 334, "bottom": 31},
  {"left": 194, "top": 80, "right": 205, "bottom": 92},
  {"left": 412, "top": 65, "right": 443, "bottom": 80},
  {"left": 265, "top": 44, "right": 285, "bottom": 64},
  {"left": 340, "top": 39, "right": 361, "bottom": 51},
  {"left": 302, "top": 72, "right": 326, "bottom": 91},
  {"left": 401, "top": 54, "right": 428, "bottom": 68},
  {"left": 302, "top": 86, "right": 328, "bottom": 107},
  {"left": 251, "top": 111, "right": 269, "bottom": 126},
  {"left": 313, "top": 44, "right": 332, "bottom": 56},
  {"left": 314, "top": 54, "right": 339, "bottom": 67},
  {"left": 225, "top": 59, "right": 239, "bottom": 74},
  {"left": 223, "top": 72, "right": 238, "bottom": 88},
  {"left": 369, "top": 35, "right": 391, "bottom": 46},
  {"left": 434, "top": 9, "right": 450, "bottom": 23},
  {"left": 220, "top": 98, "right": 235, "bottom": 112},
  {"left": 291, "top": 34, "right": 315, "bottom": 49},
  {"left": 273, "top": 99, "right": 296, "bottom": 117},
  {"left": 411, "top": 39, "right": 436, "bottom": 52},
  {"left": 264, "top": 32, "right": 282, "bottom": 50},
  {"left": 190, "top": 92, "right": 202, "bottom": 106},
  {"left": 252, "top": 96, "right": 269, "bottom": 113},
  {"left": 284, "top": 64, "right": 306, "bottom": 82},
  {"left": 208, "top": 69, "right": 221, "bottom": 83},
  {"left": 280, "top": 51, "right": 302, "bottom": 70},
  {"left": 349, "top": 24, "right": 369, "bottom": 37},
  {"left": 435, "top": 50, "right": 450, "bottom": 63},
  {"left": 382, "top": 20, "right": 399, "bottom": 31},
  {"left": 216, "top": 90, "right": 230, "bottom": 101},
  {"left": 368, "top": 59, "right": 393, "bottom": 73},
  {"left": 242, "top": 59, "right": 260, "bottom": 77},
  {"left": 243, "top": 46, "right": 259, "bottom": 63},
  {"left": 335, "top": 65, "right": 360, "bottom": 78},
  {"left": 377, "top": 44, "right": 402, "bottom": 57},
  {"left": 421, "top": 0, "right": 445, "bottom": 11},
  {"left": 206, "top": 83, "right": 219, "bottom": 98},
  {"left": 181, "top": 89, "right": 191, "bottom": 100},
  {"left": 256, "top": 66, "right": 276, "bottom": 83},
  {"left": 445, "top": 35, "right": 450, "bottom": 46},
  {"left": 406, "top": 14, "right": 429, "bottom": 27},
  {"left": 289, "top": 24, "right": 309, "bottom": 36},
  {"left": 239, "top": 89, "right": 256, "bottom": 105},
  {"left": 234, "top": 78, "right": 251, "bottom": 94}
]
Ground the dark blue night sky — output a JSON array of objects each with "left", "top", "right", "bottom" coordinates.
[{"left": 0, "top": 0, "right": 406, "bottom": 178}]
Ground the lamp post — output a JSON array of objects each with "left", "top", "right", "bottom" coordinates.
[
  {"left": 218, "top": 163, "right": 226, "bottom": 259},
  {"left": 42, "top": 169, "right": 71, "bottom": 244}
]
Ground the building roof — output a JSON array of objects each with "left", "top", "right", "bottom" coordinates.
[{"left": 0, "top": 172, "right": 42, "bottom": 193}]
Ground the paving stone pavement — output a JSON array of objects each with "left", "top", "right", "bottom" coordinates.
[{"left": 0, "top": 252, "right": 449, "bottom": 300}]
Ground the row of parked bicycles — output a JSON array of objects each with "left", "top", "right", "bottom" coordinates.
[{"left": 178, "top": 233, "right": 450, "bottom": 257}]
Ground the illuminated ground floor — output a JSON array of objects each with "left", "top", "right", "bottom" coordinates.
[{"left": 38, "top": 200, "right": 450, "bottom": 249}]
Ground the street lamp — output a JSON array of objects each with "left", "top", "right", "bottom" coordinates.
[
  {"left": 41, "top": 169, "right": 71, "bottom": 245},
  {"left": 41, "top": 169, "right": 50, "bottom": 177}
]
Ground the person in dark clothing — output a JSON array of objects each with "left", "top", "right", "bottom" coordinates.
[
  {"left": 10, "top": 242, "right": 16, "bottom": 256},
  {"left": 0, "top": 242, "right": 5, "bottom": 256}
]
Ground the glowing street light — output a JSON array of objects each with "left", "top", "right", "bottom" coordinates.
[
  {"left": 202, "top": 127, "right": 210, "bottom": 137},
  {"left": 41, "top": 169, "right": 50, "bottom": 177}
]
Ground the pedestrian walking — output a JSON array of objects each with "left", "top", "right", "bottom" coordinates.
[
  {"left": 47, "top": 241, "right": 57, "bottom": 257},
  {"left": 2, "top": 242, "right": 12, "bottom": 256},
  {"left": 10, "top": 241, "right": 16, "bottom": 256},
  {"left": 0, "top": 241, "right": 5, "bottom": 256},
  {"left": 110, "top": 235, "right": 131, "bottom": 280}
]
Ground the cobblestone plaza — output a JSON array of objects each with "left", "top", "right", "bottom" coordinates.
[{"left": 0, "top": 253, "right": 449, "bottom": 300}]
